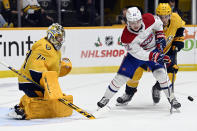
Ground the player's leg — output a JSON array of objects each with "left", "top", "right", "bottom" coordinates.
[
  {"left": 97, "top": 74, "right": 130, "bottom": 108},
  {"left": 152, "top": 67, "right": 181, "bottom": 109},
  {"left": 97, "top": 53, "right": 141, "bottom": 108},
  {"left": 152, "top": 55, "right": 179, "bottom": 104},
  {"left": 116, "top": 67, "right": 144, "bottom": 106}
]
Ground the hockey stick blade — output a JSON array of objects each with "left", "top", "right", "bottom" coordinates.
[
  {"left": 93, "top": 106, "right": 111, "bottom": 118},
  {"left": 58, "top": 98, "right": 95, "bottom": 119}
]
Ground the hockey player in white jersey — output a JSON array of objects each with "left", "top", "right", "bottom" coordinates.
[{"left": 97, "top": 7, "right": 181, "bottom": 110}]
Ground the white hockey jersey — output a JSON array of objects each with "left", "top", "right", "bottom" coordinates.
[{"left": 121, "top": 13, "right": 164, "bottom": 61}]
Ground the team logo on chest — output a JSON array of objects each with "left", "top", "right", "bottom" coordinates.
[{"left": 140, "top": 33, "right": 154, "bottom": 49}]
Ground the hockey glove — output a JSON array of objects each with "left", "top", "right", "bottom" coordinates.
[
  {"left": 62, "top": 58, "right": 72, "bottom": 69},
  {"left": 172, "top": 41, "right": 184, "bottom": 52},
  {"left": 172, "top": 64, "right": 179, "bottom": 73},
  {"left": 168, "top": 63, "right": 179, "bottom": 73},
  {"left": 149, "top": 52, "right": 171, "bottom": 64},
  {"left": 156, "top": 38, "right": 166, "bottom": 53}
]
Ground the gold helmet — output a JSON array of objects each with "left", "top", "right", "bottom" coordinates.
[
  {"left": 47, "top": 23, "right": 65, "bottom": 50},
  {"left": 156, "top": 3, "right": 172, "bottom": 16}
]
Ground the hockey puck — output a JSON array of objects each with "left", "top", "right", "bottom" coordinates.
[{"left": 188, "top": 96, "right": 194, "bottom": 101}]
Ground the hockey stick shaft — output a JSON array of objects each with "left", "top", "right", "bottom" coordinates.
[
  {"left": 163, "top": 63, "right": 174, "bottom": 114},
  {"left": 171, "top": 48, "right": 178, "bottom": 93},
  {"left": 0, "top": 61, "right": 95, "bottom": 119},
  {"left": 0, "top": 61, "right": 44, "bottom": 91},
  {"left": 164, "top": 63, "right": 171, "bottom": 98}
]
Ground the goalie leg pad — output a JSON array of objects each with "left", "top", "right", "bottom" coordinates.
[
  {"left": 18, "top": 71, "right": 73, "bottom": 119},
  {"left": 40, "top": 71, "right": 63, "bottom": 99},
  {"left": 19, "top": 94, "right": 73, "bottom": 119}
]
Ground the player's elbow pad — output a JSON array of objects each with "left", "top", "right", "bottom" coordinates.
[{"left": 59, "top": 58, "right": 72, "bottom": 77}]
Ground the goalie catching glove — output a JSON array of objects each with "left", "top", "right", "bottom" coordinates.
[
  {"left": 149, "top": 51, "right": 171, "bottom": 64},
  {"left": 59, "top": 58, "right": 72, "bottom": 77}
]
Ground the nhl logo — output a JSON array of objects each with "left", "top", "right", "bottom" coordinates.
[{"left": 105, "top": 36, "right": 113, "bottom": 46}]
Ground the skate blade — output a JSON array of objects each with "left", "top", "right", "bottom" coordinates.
[
  {"left": 153, "top": 102, "right": 159, "bottom": 106},
  {"left": 116, "top": 102, "right": 129, "bottom": 106},
  {"left": 170, "top": 107, "right": 181, "bottom": 114},
  {"left": 94, "top": 106, "right": 111, "bottom": 118}
]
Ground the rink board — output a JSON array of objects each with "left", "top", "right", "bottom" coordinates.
[{"left": 0, "top": 25, "right": 197, "bottom": 77}]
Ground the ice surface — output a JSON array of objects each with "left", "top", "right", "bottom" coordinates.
[{"left": 0, "top": 72, "right": 196, "bottom": 131}]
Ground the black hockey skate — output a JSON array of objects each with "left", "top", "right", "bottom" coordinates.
[
  {"left": 152, "top": 82, "right": 161, "bottom": 104},
  {"left": 97, "top": 97, "right": 109, "bottom": 108},
  {"left": 116, "top": 93, "right": 134, "bottom": 106},
  {"left": 169, "top": 98, "right": 181, "bottom": 109},
  {"left": 168, "top": 97, "right": 181, "bottom": 113},
  {"left": 8, "top": 105, "right": 26, "bottom": 120}
]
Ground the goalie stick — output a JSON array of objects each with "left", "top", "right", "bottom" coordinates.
[{"left": 0, "top": 60, "right": 95, "bottom": 119}]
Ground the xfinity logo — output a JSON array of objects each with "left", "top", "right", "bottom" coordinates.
[{"left": 0, "top": 35, "right": 34, "bottom": 57}]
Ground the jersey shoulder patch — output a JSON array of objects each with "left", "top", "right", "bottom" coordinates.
[
  {"left": 142, "top": 13, "right": 155, "bottom": 29},
  {"left": 121, "top": 26, "right": 137, "bottom": 44},
  {"left": 46, "top": 44, "right": 51, "bottom": 50}
]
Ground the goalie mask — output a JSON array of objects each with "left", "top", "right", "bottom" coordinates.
[{"left": 47, "top": 23, "right": 65, "bottom": 50}]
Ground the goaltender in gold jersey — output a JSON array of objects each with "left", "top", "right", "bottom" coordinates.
[
  {"left": 116, "top": 3, "right": 185, "bottom": 106},
  {"left": 8, "top": 23, "right": 73, "bottom": 120}
]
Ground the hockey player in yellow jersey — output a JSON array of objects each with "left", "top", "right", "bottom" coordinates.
[
  {"left": 116, "top": 3, "right": 185, "bottom": 107},
  {"left": 8, "top": 23, "right": 73, "bottom": 119}
]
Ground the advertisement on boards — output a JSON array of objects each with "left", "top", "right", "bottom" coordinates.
[{"left": 0, "top": 26, "right": 197, "bottom": 73}]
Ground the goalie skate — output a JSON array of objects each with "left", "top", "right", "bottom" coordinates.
[
  {"left": 8, "top": 105, "right": 26, "bottom": 120},
  {"left": 116, "top": 93, "right": 133, "bottom": 106}
]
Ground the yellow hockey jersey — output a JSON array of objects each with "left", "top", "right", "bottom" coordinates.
[
  {"left": 163, "top": 13, "right": 185, "bottom": 54},
  {"left": 18, "top": 37, "right": 61, "bottom": 84}
]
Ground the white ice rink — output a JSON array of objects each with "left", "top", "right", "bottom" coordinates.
[{"left": 0, "top": 71, "right": 196, "bottom": 131}]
